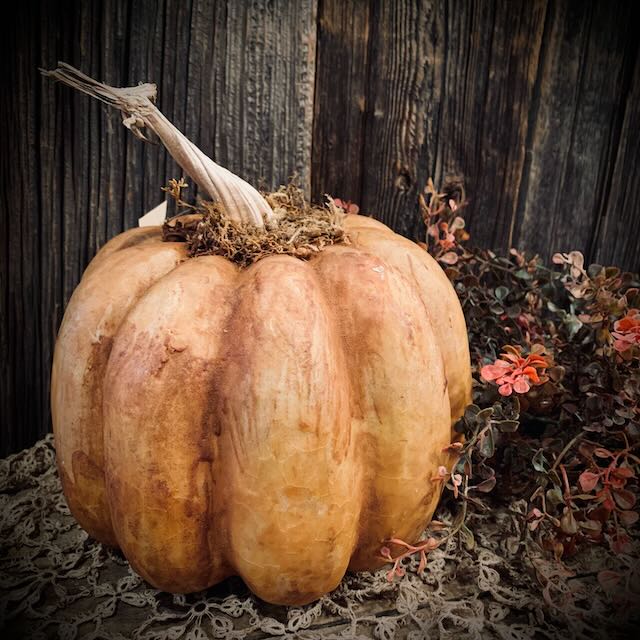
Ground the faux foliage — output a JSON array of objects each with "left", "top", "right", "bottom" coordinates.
[{"left": 335, "top": 180, "right": 640, "bottom": 614}]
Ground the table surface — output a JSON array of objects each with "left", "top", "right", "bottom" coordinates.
[{"left": 1, "top": 436, "right": 633, "bottom": 639}]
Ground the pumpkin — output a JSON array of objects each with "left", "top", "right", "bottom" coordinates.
[{"left": 46, "top": 64, "right": 472, "bottom": 606}]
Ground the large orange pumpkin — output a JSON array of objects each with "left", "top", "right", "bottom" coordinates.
[{"left": 47, "top": 64, "right": 472, "bottom": 605}]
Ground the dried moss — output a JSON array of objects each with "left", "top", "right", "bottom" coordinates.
[{"left": 162, "top": 183, "right": 348, "bottom": 267}]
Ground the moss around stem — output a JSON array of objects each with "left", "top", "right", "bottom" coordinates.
[{"left": 162, "top": 182, "right": 348, "bottom": 267}]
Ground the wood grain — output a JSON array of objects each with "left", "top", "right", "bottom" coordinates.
[
  {"left": 2, "top": 0, "right": 640, "bottom": 455},
  {"left": 313, "top": 0, "right": 548, "bottom": 246},
  {"left": 591, "top": 41, "right": 640, "bottom": 272},
  {"left": 311, "top": 0, "right": 371, "bottom": 206},
  {"left": 513, "top": 0, "right": 638, "bottom": 266},
  {"left": 1, "top": 0, "right": 317, "bottom": 456},
  {"left": 356, "top": 0, "right": 436, "bottom": 240},
  {"left": 433, "top": 0, "right": 547, "bottom": 251},
  {"left": 1, "top": 6, "right": 45, "bottom": 456}
]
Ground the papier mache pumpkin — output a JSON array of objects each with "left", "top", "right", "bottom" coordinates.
[{"left": 44, "top": 63, "right": 472, "bottom": 605}]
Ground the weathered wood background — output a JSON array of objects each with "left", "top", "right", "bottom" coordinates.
[{"left": 1, "top": 0, "right": 639, "bottom": 456}]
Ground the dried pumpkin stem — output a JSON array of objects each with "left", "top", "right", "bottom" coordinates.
[{"left": 41, "top": 62, "right": 273, "bottom": 228}]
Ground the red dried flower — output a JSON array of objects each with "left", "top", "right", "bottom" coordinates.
[
  {"left": 480, "top": 345, "right": 550, "bottom": 396},
  {"left": 612, "top": 309, "right": 640, "bottom": 353},
  {"left": 332, "top": 198, "right": 360, "bottom": 215},
  {"left": 380, "top": 536, "right": 440, "bottom": 581},
  {"left": 427, "top": 220, "right": 455, "bottom": 250}
]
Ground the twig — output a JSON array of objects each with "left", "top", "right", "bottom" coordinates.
[{"left": 551, "top": 433, "right": 585, "bottom": 473}]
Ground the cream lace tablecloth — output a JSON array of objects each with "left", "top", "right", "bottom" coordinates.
[{"left": 0, "top": 436, "right": 635, "bottom": 639}]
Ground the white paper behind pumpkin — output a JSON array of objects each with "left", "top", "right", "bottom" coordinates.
[{"left": 138, "top": 201, "right": 167, "bottom": 227}]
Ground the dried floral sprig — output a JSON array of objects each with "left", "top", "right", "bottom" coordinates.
[
  {"left": 480, "top": 344, "right": 551, "bottom": 396},
  {"left": 419, "top": 178, "right": 469, "bottom": 265},
  {"left": 422, "top": 180, "right": 637, "bottom": 587},
  {"left": 332, "top": 198, "right": 360, "bottom": 215},
  {"left": 612, "top": 309, "right": 640, "bottom": 356},
  {"left": 380, "top": 536, "right": 441, "bottom": 582},
  {"left": 343, "top": 181, "right": 638, "bottom": 602}
]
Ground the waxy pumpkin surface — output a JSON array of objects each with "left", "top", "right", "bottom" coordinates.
[{"left": 51, "top": 213, "right": 471, "bottom": 605}]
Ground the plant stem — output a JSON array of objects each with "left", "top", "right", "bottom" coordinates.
[
  {"left": 471, "top": 254, "right": 515, "bottom": 274},
  {"left": 551, "top": 433, "right": 584, "bottom": 473}
]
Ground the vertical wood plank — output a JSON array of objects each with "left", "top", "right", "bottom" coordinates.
[
  {"left": 313, "top": 0, "right": 547, "bottom": 244},
  {"left": 2, "top": 0, "right": 318, "bottom": 456},
  {"left": 513, "top": 0, "right": 637, "bottom": 263},
  {"left": 1, "top": 3, "right": 43, "bottom": 455},
  {"left": 311, "top": 0, "right": 372, "bottom": 205},
  {"left": 38, "top": 0, "right": 69, "bottom": 462},
  {"left": 0, "top": 14, "right": 12, "bottom": 448},
  {"left": 592, "top": 47, "right": 640, "bottom": 272},
  {"left": 357, "top": 0, "right": 438, "bottom": 239},
  {"left": 434, "top": 0, "right": 547, "bottom": 250},
  {"left": 211, "top": 0, "right": 317, "bottom": 193}
]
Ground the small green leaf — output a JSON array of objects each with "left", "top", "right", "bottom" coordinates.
[
  {"left": 546, "top": 486, "right": 563, "bottom": 508},
  {"left": 463, "top": 404, "right": 481, "bottom": 421},
  {"left": 532, "top": 450, "right": 548, "bottom": 473},
  {"left": 496, "top": 419, "right": 519, "bottom": 433},
  {"left": 455, "top": 453, "right": 472, "bottom": 477},
  {"left": 479, "top": 428, "right": 496, "bottom": 458},
  {"left": 475, "top": 407, "right": 494, "bottom": 428},
  {"left": 613, "top": 488, "right": 636, "bottom": 510},
  {"left": 580, "top": 519, "right": 602, "bottom": 532},
  {"left": 564, "top": 314, "right": 583, "bottom": 338},
  {"left": 459, "top": 524, "right": 475, "bottom": 551},
  {"left": 587, "top": 264, "right": 603, "bottom": 278},
  {"left": 474, "top": 476, "right": 496, "bottom": 493}
]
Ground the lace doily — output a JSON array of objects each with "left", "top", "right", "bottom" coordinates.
[{"left": 0, "top": 436, "right": 635, "bottom": 639}]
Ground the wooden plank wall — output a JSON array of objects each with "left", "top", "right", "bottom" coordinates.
[
  {"left": 0, "top": 0, "right": 318, "bottom": 456},
  {"left": 312, "top": 0, "right": 639, "bottom": 262},
  {"left": 2, "top": 0, "right": 639, "bottom": 455}
]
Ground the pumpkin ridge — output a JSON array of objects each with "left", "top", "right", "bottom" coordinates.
[
  {"left": 103, "top": 256, "right": 238, "bottom": 591},
  {"left": 83, "top": 226, "right": 164, "bottom": 278},
  {"left": 51, "top": 241, "right": 188, "bottom": 545},
  {"left": 344, "top": 221, "right": 472, "bottom": 422},
  {"left": 310, "top": 244, "right": 451, "bottom": 572},
  {"left": 214, "top": 255, "right": 359, "bottom": 605}
]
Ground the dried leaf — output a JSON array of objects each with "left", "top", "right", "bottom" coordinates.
[
  {"left": 613, "top": 488, "right": 636, "bottom": 510},
  {"left": 560, "top": 508, "right": 578, "bottom": 535},
  {"left": 474, "top": 476, "right": 496, "bottom": 493},
  {"left": 439, "top": 251, "right": 459, "bottom": 265},
  {"left": 619, "top": 510, "right": 639, "bottom": 526},
  {"left": 578, "top": 471, "right": 600, "bottom": 493}
]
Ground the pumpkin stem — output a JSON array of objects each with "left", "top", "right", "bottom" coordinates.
[{"left": 41, "top": 62, "right": 274, "bottom": 228}]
